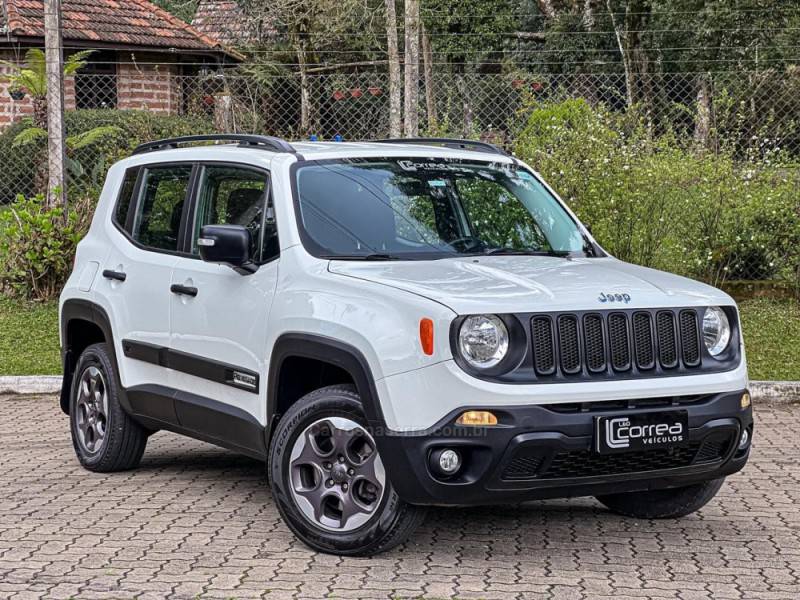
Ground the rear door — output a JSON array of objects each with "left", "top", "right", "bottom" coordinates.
[
  {"left": 101, "top": 163, "right": 194, "bottom": 415},
  {"left": 168, "top": 163, "right": 280, "bottom": 447}
]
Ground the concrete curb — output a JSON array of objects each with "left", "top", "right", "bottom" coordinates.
[
  {"left": 1, "top": 375, "right": 798, "bottom": 403},
  {"left": 749, "top": 381, "right": 800, "bottom": 404},
  {"left": 0, "top": 375, "right": 61, "bottom": 395}
]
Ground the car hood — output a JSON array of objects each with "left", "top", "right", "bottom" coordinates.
[{"left": 327, "top": 256, "right": 734, "bottom": 314}]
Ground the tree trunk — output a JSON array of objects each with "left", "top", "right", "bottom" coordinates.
[
  {"left": 694, "top": 74, "right": 712, "bottom": 150},
  {"left": 582, "top": 0, "right": 595, "bottom": 29},
  {"left": 295, "top": 39, "right": 312, "bottom": 135},
  {"left": 606, "top": 0, "right": 635, "bottom": 108},
  {"left": 457, "top": 75, "right": 473, "bottom": 138},
  {"left": 384, "top": 0, "right": 402, "bottom": 137},
  {"left": 537, "top": 0, "right": 556, "bottom": 18},
  {"left": 43, "top": 0, "right": 66, "bottom": 210},
  {"left": 421, "top": 23, "right": 437, "bottom": 132},
  {"left": 403, "top": 0, "right": 420, "bottom": 137}
]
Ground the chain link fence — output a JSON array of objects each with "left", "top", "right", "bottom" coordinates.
[{"left": 1, "top": 69, "right": 798, "bottom": 294}]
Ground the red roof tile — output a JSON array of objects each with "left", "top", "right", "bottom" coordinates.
[
  {"left": 1, "top": 0, "right": 242, "bottom": 58},
  {"left": 191, "top": 0, "right": 275, "bottom": 46}
]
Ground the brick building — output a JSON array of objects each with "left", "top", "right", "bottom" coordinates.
[{"left": 0, "top": 0, "right": 241, "bottom": 129}]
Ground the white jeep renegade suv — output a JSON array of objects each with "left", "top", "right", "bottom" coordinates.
[{"left": 59, "top": 135, "right": 753, "bottom": 555}]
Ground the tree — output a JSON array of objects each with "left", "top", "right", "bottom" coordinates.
[
  {"left": 422, "top": 0, "right": 515, "bottom": 136},
  {"left": 404, "top": 0, "right": 421, "bottom": 136},
  {"left": 385, "top": 0, "right": 402, "bottom": 136},
  {"left": 0, "top": 48, "right": 92, "bottom": 131},
  {"left": 240, "top": 0, "right": 381, "bottom": 136}
]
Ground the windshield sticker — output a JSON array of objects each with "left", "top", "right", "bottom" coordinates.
[{"left": 428, "top": 179, "right": 447, "bottom": 187}]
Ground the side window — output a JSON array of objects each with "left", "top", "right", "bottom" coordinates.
[
  {"left": 192, "top": 165, "right": 278, "bottom": 262},
  {"left": 131, "top": 165, "right": 193, "bottom": 251},
  {"left": 114, "top": 167, "right": 139, "bottom": 232}
]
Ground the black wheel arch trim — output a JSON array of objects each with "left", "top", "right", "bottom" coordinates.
[
  {"left": 266, "top": 333, "right": 387, "bottom": 446},
  {"left": 60, "top": 299, "right": 129, "bottom": 416}
]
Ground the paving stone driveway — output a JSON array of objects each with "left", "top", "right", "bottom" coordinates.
[{"left": 1, "top": 395, "right": 798, "bottom": 600}]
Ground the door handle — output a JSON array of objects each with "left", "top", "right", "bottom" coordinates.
[
  {"left": 102, "top": 269, "right": 126, "bottom": 282},
  {"left": 170, "top": 283, "right": 198, "bottom": 297}
]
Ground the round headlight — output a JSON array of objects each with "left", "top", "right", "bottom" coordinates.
[
  {"left": 458, "top": 315, "right": 509, "bottom": 369},
  {"left": 703, "top": 306, "right": 731, "bottom": 357}
]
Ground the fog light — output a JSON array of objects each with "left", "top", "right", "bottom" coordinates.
[
  {"left": 741, "top": 391, "right": 751, "bottom": 409},
  {"left": 430, "top": 448, "right": 462, "bottom": 476},
  {"left": 739, "top": 428, "right": 750, "bottom": 449},
  {"left": 456, "top": 410, "right": 498, "bottom": 426}
]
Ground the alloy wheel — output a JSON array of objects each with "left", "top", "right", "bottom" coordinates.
[
  {"left": 288, "top": 417, "right": 386, "bottom": 532},
  {"left": 75, "top": 366, "right": 109, "bottom": 454}
]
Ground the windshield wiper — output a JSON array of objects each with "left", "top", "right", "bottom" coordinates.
[
  {"left": 483, "top": 247, "right": 571, "bottom": 257},
  {"left": 321, "top": 253, "right": 403, "bottom": 261},
  {"left": 581, "top": 233, "right": 598, "bottom": 257}
]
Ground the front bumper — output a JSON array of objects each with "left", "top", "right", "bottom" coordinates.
[{"left": 376, "top": 389, "right": 752, "bottom": 506}]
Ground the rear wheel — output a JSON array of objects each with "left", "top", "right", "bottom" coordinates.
[
  {"left": 596, "top": 478, "right": 725, "bottom": 519},
  {"left": 268, "top": 384, "right": 426, "bottom": 556},
  {"left": 70, "top": 343, "right": 148, "bottom": 472}
]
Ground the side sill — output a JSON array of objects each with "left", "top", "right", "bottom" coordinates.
[{"left": 126, "top": 384, "right": 267, "bottom": 460}]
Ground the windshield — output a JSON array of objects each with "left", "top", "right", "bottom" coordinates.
[{"left": 293, "top": 157, "right": 590, "bottom": 260}]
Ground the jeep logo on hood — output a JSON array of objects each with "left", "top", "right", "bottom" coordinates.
[{"left": 599, "top": 292, "right": 631, "bottom": 304}]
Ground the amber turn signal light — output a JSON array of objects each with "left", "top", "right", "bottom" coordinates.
[
  {"left": 741, "top": 391, "right": 751, "bottom": 409},
  {"left": 456, "top": 410, "right": 498, "bottom": 426},
  {"left": 419, "top": 318, "right": 434, "bottom": 356}
]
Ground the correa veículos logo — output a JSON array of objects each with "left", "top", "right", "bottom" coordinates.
[
  {"left": 598, "top": 292, "right": 632, "bottom": 303},
  {"left": 605, "top": 417, "right": 685, "bottom": 449}
]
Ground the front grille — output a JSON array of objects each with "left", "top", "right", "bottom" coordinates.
[
  {"left": 656, "top": 311, "right": 678, "bottom": 368},
  {"left": 558, "top": 315, "right": 581, "bottom": 374},
  {"left": 680, "top": 310, "right": 701, "bottom": 366},
  {"left": 531, "top": 316, "right": 556, "bottom": 375},
  {"left": 632, "top": 312, "right": 655, "bottom": 369},
  {"left": 608, "top": 313, "right": 631, "bottom": 370},
  {"left": 543, "top": 444, "right": 700, "bottom": 478},
  {"left": 583, "top": 314, "right": 606, "bottom": 372},
  {"left": 501, "top": 433, "right": 732, "bottom": 481},
  {"left": 528, "top": 308, "right": 703, "bottom": 380}
]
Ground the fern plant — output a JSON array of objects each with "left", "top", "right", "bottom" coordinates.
[{"left": 0, "top": 48, "right": 94, "bottom": 129}]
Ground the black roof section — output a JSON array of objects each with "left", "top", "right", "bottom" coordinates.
[
  {"left": 372, "top": 137, "right": 509, "bottom": 156},
  {"left": 132, "top": 134, "right": 299, "bottom": 156}
]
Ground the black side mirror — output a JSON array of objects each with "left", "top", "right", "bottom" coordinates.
[{"left": 198, "top": 224, "right": 258, "bottom": 275}]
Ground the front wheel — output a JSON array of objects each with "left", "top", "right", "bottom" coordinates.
[
  {"left": 596, "top": 478, "right": 725, "bottom": 519},
  {"left": 268, "top": 385, "right": 426, "bottom": 556}
]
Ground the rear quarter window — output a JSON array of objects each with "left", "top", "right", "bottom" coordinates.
[{"left": 113, "top": 167, "right": 139, "bottom": 232}]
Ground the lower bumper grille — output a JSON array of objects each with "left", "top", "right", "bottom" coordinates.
[{"left": 501, "top": 432, "right": 734, "bottom": 481}]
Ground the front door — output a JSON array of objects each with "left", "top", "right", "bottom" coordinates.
[{"left": 168, "top": 163, "right": 280, "bottom": 451}]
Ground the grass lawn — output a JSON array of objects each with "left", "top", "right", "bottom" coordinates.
[
  {"left": 0, "top": 298, "right": 61, "bottom": 376},
  {"left": 0, "top": 295, "right": 798, "bottom": 381}
]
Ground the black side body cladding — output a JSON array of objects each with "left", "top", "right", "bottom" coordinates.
[
  {"left": 60, "top": 299, "right": 123, "bottom": 415},
  {"left": 266, "top": 333, "right": 385, "bottom": 441},
  {"left": 121, "top": 340, "right": 261, "bottom": 393},
  {"left": 125, "top": 384, "right": 266, "bottom": 459}
]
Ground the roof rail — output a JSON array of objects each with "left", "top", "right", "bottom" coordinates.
[
  {"left": 132, "top": 134, "right": 298, "bottom": 156},
  {"left": 372, "top": 137, "right": 508, "bottom": 156}
]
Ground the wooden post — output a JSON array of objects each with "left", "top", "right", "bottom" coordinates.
[{"left": 44, "top": 0, "right": 66, "bottom": 210}]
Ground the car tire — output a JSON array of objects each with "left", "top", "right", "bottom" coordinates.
[
  {"left": 69, "top": 343, "right": 148, "bottom": 472},
  {"left": 596, "top": 478, "right": 726, "bottom": 519},
  {"left": 268, "top": 384, "right": 426, "bottom": 556}
]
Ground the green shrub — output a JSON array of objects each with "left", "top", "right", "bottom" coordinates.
[
  {"left": 0, "top": 121, "right": 38, "bottom": 203},
  {"left": 514, "top": 99, "right": 800, "bottom": 286},
  {"left": 0, "top": 193, "right": 93, "bottom": 300}
]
